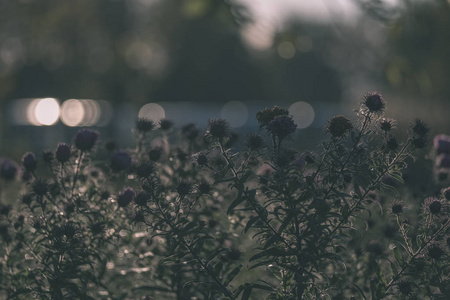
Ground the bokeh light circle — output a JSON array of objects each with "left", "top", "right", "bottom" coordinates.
[
  {"left": 138, "top": 103, "right": 165, "bottom": 123},
  {"left": 27, "top": 98, "right": 60, "bottom": 126},
  {"left": 220, "top": 101, "right": 248, "bottom": 128},
  {"left": 289, "top": 101, "right": 315, "bottom": 129}
]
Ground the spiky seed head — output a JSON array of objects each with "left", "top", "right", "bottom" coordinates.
[
  {"left": 363, "top": 92, "right": 385, "bottom": 113},
  {"left": 326, "top": 115, "right": 353, "bottom": 138}
]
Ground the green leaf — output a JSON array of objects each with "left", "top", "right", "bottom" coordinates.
[
  {"left": 244, "top": 216, "right": 260, "bottom": 233},
  {"left": 206, "top": 248, "right": 229, "bottom": 265},
  {"left": 351, "top": 282, "right": 367, "bottom": 300},
  {"left": 393, "top": 246, "right": 404, "bottom": 266},
  {"left": 227, "top": 188, "right": 244, "bottom": 215},
  {"left": 213, "top": 261, "right": 223, "bottom": 276},
  {"left": 223, "top": 264, "right": 243, "bottom": 287},
  {"left": 241, "top": 284, "right": 253, "bottom": 300}
]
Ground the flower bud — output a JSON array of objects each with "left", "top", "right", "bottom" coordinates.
[
  {"left": 74, "top": 129, "right": 99, "bottom": 152},
  {"left": 117, "top": 188, "right": 135, "bottom": 207},
  {"left": 56, "top": 143, "right": 71, "bottom": 163},
  {"left": 22, "top": 152, "right": 37, "bottom": 172},
  {"left": 110, "top": 150, "right": 132, "bottom": 172},
  {"left": 0, "top": 159, "right": 18, "bottom": 181}
]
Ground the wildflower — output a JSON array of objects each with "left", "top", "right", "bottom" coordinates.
[
  {"left": 111, "top": 150, "right": 132, "bottom": 172},
  {"left": 267, "top": 115, "right": 297, "bottom": 140},
  {"left": 245, "top": 133, "right": 264, "bottom": 151},
  {"left": 424, "top": 197, "right": 443, "bottom": 215},
  {"left": 74, "top": 129, "right": 99, "bottom": 152},
  {"left": 391, "top": 201, "right": 405, "bottom": 215},
  {"left": 326, "top": 115, "right": 353, "bottom": 138},
  {"left": 159, "top": 119, "right": 174, "bottom": 131},
  {"left": 0, "top": 159, "right": 18, "bottom": 181},
  {"left": 197, "top": 180, "right": 211, "bottom": 195},
  {"left": 363, "top": 92, "right": 385, "bottom": 113},
  {"left": 136, "top": 162, "right": 154, "bottom": 178},
  {"left": 22, "top": 152, "right": 37, "bottom": 172},
  {"left": 427, "top": 243, "right": 445, "bottom": 260},
  {"left": 117, "top": 188, "right": 135, "bottom": 207},
  {"left": 256, "top": 106, "right": 289, "bottom": 127},
  {"left": 61, "top": 223, "right": 77, "bottom": 239},
  {"left": 397, "top": 280, "right": 414, "bottom": 296},
  {"left": 411, "top": 119, "right": 430, "bottom": 137},
  {"left": 20, "top": 193, "right": 34, "bottom": 205},
  {"left": 134, "top": 191, "right": 151, "bottom": 206},
  {"left": 148, "top": 147, "right": 163, "bottom": 162},
  {"left": 136, "top": 118, "right": 156, "bottom": 133},
  {"left": 206, "top": 119, "right": 231, "bottom": 141},
  {"left": 380, "top": 118, "right": 396, "bottom": 132},
  {"left": 386, "top": 136, "right": 399, "bottom": 151},
  {"left": 42, "top": 150, "right": 54, "bottom": 163},
  {"left": 32, "top": 219, "right": 42, "bottom": 231},
  {"left": 55, "top": 143, "right": 71, "bottom": 163},
  {"left": 433, "top": 134, "right": 450, "bottom": 154},
  {"left": 195, "top": 153, "right": 208, "bottom": 166},
  {"left": 32, "top": 179, "right": 48, "bottom": 196},
  {"left": 176, "top": 181, "right": 192, "bottom": 197}
]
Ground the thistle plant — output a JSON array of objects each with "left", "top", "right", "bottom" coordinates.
[{"left": 1, "top": 92, "right": 449, "bottom": 300}]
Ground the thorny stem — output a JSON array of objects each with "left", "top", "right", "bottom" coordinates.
[{"left": 70, "top": 151, "right": 84, "bottom": 199}]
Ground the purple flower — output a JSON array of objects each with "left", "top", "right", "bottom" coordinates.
[
  {"left": 56, "top": 143, "right": 71, "bottom": 163},
  {"left": 267, "top": 115, "right": 297, "bottom": 139},
  {"left": 117, "top": 187, "right": 135, "bottom": 207},
  {"left": 0, "top": 159, "right": 18, "bottom": 181},
  {"left": 363, "top": 92, "right": 385, "bottom": 113},
  {"left": 74, "top": 129, "right": 99, "bottom": 152},
  {"left": 111, "top": 150, "right": 132, "bottom": 172},
  {"left": 434, "top": 134, "right": 450, "bottom": 154},
  {"left": 22, "top": 152, "right": 37, "bottom": 172}
]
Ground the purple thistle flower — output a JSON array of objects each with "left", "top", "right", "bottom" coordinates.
[
  {"left": 0, "top": 159, "right": 18, "bottom": 181},
  {"left": 266, "top": 115, "right": 297, "bottom": 139},
  {"left": 55, "top": 143, "right": 71, "bottom": 163},
  {"left": 74, "top": 129, "right": 99, "bottom": 152},
  {"left": 22, "top": 152, "right": 37, "bottom": 172},
  {"left": 111, "top": 150, "right": 132, "bottom": 172},
  {"left": 437, "top": 154, "right": 450, "bottom": 169},
  {"left": 117, "top": 188, "right": 135, "bottom": 207},
  {"left": 363, "top": 92, "right": 385, "bottom": 113}
]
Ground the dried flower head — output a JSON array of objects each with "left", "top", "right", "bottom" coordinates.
[
  {"left": 391, "top": 201, "right": 405, "bottom": 215},
  {"left": 326, "top": 115, "right": 353, "bottom": 138},
  {"left": 0, "top": 159, "right": 18, "bottom": 181},
  {"left": 412, "top": 136, "right": 428, "bottom": 149},
  {"left": 99, "top": 189, "right": 110, "bottom": 200},
  {"left": 22, "top": 152, "right": 37, "bottom": 172},
  {"left": 380, "top": 118, "right": 396, "bottom": 132},
  {"left": 427, "top": 243, "right": 446, "bottom": 260},
  {"left": 194, "top": 153, "right": 208, "bottom": 166},
  {"left": 136, "top": 118, "right": 156, "bottom": 133},
  {"left": 424, "top": 197, "right": 444, "bottom": 215},
  {"left": 256, "top": 106, "right": 289, "bottom": 127},
  {"left": 32, "top": 179, "right": 48, "bottom": 196},
  {"left": 206, "top": 119, "right": 231, "bottom": 141},
  {"left": 134, "top": 191, "right": 151, "bottom": 207},
  {"left": 55, "top": 143, "right": 71, "bottom": 163},
  {"left": 111, "top": 150, "right": 132, "bottom": 172},
  {"left": 411, "top": 119, "right": 430, "bottom": 137},
  {"left": 197, "top": 180, "right": 211, "bottom": 195},
  {"left": 159, "top": 119, "right": 174, "bottom": 131},
  {"left": 74, "top": 129, "right": 99, "bottom": 152},
  {"left": 118, "top": 188, "right": 135, "bottom": 207},
  {"left": 397, "top": 280, "right": 414, "bottom": 296},
  {"left": 176, "top": 181, "right": 192, "bottom": 197},
  {"left": 363, "top": 92, "right": 385, "bottom": 113},
  {"left": 20, "top": 193, "right": 34, "bottom": 206},
  {"left": 136, "top": 161, "right": 154, "bottom": 178},
  {"left": 266, "top": 115, "right": 297, "bottom": 140}
]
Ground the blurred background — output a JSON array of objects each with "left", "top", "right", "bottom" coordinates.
[{"left": 1, "top": 0, "right": 449, "bottom": 157}]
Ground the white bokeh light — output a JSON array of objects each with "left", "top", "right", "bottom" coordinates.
[
  {"left": 220, "top": 101, "right": 248, "bottom": 128},
  {"left": 138, "top": 103, "right": 165, "bottom": 123},
  {"left": 61, "top": 99, "right": 84, "bottom": 126},
  {"left": 27, "top": 98, "right": 60, "bottom": 126},
  {"left": 289, "top": 101, "right": 315, "bottom": 129}
]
